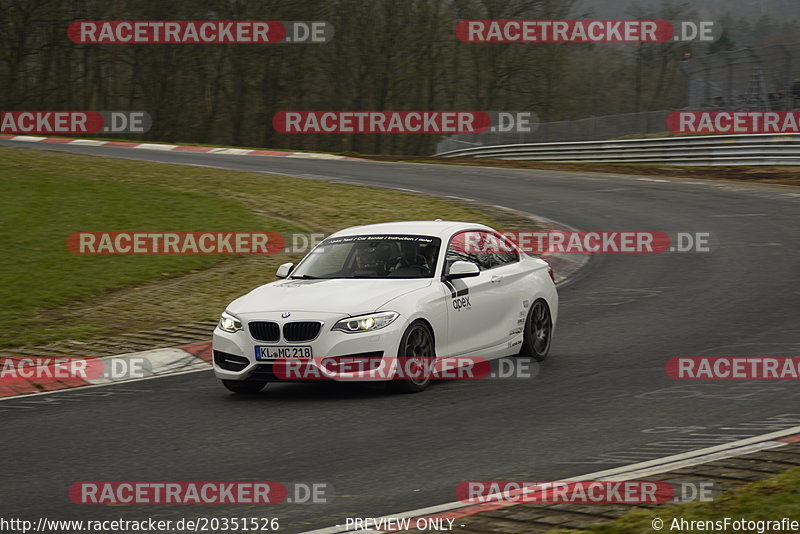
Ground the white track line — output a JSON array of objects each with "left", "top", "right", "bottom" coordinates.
[
  {"left": 10, "top": 135, "right": 48, "bottom": 142},
  {"left": 301, "top": 426, "right": 800, "bottom": 534},
  {"left": 0, "top": 367, "right": 210, "bottom": 402},
  {"left": 68, "top": 139, "right": 107, "bottom": 146},
  {"left": 207, "top": 148, "right": 254, "bottom": 155},
  {"left": 132, "top": 143, "right": 179, "bottom": 150},
  {"left": 0, "top": 346, "right": 212, "bottom": 400}
]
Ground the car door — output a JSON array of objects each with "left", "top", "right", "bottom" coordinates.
[
  {"left": 444, "top": 230, "right": 518, "bottom": 357},
  {"left": 480, "top": 230, "right": 528, "bottom": 353}
]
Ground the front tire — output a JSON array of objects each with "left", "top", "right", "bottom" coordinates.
[
  {"left": 389, "top": 321, "right": 435, "bottom": 393},
  {"left": 221, "top": 380, "right": 267, "bottom": 394},
  {"left": 519, "top": 299, "right": 552, "bottom": 361}
]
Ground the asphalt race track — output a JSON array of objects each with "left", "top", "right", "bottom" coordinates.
[{"left": 2, "top": 139, "right": 800, "bottom": 532}]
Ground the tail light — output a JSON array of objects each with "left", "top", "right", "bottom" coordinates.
[{"left": 547, "top": 267, "right": 555, "bottom": 282}]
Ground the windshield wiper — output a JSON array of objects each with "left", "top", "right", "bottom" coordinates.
[{"left": 290, "top": 274, "right": 324, "bottom": 280}]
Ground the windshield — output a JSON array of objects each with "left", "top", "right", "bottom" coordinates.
[{"left": 290, "top": 234, "right": 441, "bottom": 279}]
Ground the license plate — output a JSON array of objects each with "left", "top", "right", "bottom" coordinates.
[{"left": 255, "top": 346, "right": 313, "bottom": 360}]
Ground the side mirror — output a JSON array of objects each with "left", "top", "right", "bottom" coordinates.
[
  {"left": 276, "top": 262, "right": 294, "bottom": 279},
  {"left": 446, "top": 260, "right": 480, "bottom": 279}
]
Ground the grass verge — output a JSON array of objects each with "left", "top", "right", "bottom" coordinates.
[
  {"left": 552, "top": 466, "right": 800, "bottom": 534},
  {"left": 0, "top": 147, "right": 499, "bottom": 348}
]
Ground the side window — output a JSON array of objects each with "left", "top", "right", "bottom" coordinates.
[
  {"left": 445, "top": 231, "right": 519, "bottom": 272},
  {"left": 445, "top": 230, "right": 483, "bottom": 272},
  {"left": 489, "top": 231, "right": 519, "bottom": 266}
]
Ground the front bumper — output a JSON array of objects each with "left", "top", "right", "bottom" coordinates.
[{"left": 212, "top": 311, "right": 406, "bottom": 382}]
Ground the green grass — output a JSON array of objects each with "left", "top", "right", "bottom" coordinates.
[
  {"left": 0, "top": 157, "right": 290, "bottom": 345},
  {"left": 552, "top": 466, "right": 800, "bottom": 534},
  {"left": 0, "top": 147, "right": 498, "bottom": 347}
]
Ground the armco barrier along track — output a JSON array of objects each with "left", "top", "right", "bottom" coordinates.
[{"left": 434, "top": 133, "right": 800, "bottom": 166}]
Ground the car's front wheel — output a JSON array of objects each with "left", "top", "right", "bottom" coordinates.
[
  {"left": 519, "top": 299, "right": 552, "bottom": 361},
  {"left": 389, "top": 320, "right": 435, "bottom": 393},
  {"left": 221, "top": 380, "right": 267, "bottom": 394}
]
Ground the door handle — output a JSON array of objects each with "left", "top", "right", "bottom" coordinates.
[{"left": 491, "top": 276, "right": 503, "bottom": 284}]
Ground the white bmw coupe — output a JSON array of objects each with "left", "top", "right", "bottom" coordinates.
[{"left": 213, "top": 220, "right": 558, "bottom": 393}]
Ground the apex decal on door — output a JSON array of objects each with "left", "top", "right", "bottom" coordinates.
[
  {"left": 453, "top": 295, "right": 472, "bottom": 311},
  {"left": 444, "top": 278, "right": 472, "bottom": 311}
]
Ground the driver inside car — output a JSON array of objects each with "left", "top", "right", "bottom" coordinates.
[
  {"left": 390, "top": 242, "right": 428, "bottom": 272},
  {"left": 351, "top": 242, "right": 392, "bottom": 276}
]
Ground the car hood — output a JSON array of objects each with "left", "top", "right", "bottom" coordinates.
[{"left": 227, "top": 278, "right": 433, "bottom": 316}]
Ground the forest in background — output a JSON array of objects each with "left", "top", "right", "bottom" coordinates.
[{"left": 3, "top": 0, "right": 799, "bottom": 155}]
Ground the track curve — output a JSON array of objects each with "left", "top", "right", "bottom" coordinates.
[{"left": 2, "top": 139, "right": 799, "bottom": 532}]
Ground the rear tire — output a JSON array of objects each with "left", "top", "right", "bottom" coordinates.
[
  {"left": 389, "top": 321, "right": 435, "bottom": 393},
  {"left": 221, "top": 380, "right": 267, "bottom": 394},
  {"left": 518, "top": 299, "right": 552, "bottom": 361}
]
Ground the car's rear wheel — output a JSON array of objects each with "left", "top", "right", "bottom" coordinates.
[
  {"left": 221, "top": 380, "right": 267, "bottom": 394},
  {"left": 389, "top": 320, "right": 435, "bottom": 393},
  {"left": 519, "top": 299, "right": 552, "bottom": 361}
]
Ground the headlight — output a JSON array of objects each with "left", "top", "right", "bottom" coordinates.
[
  {"left": 332, "top": 311, "right": 399, "bottom": 333},
  {"left": 218, "top": 311, "right": 243, "bottom": 333}
]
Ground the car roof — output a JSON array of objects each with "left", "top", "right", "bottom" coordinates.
[{"left": 329, "top": 220, "right": 494, "bottom": 239}]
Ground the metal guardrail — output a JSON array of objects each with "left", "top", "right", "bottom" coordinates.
[
  {"left": 434, "top": 133, "right": 800, "bottom": 166},
  {"left": 435, "top": 110, "right": 676, "bottom": 151}
]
